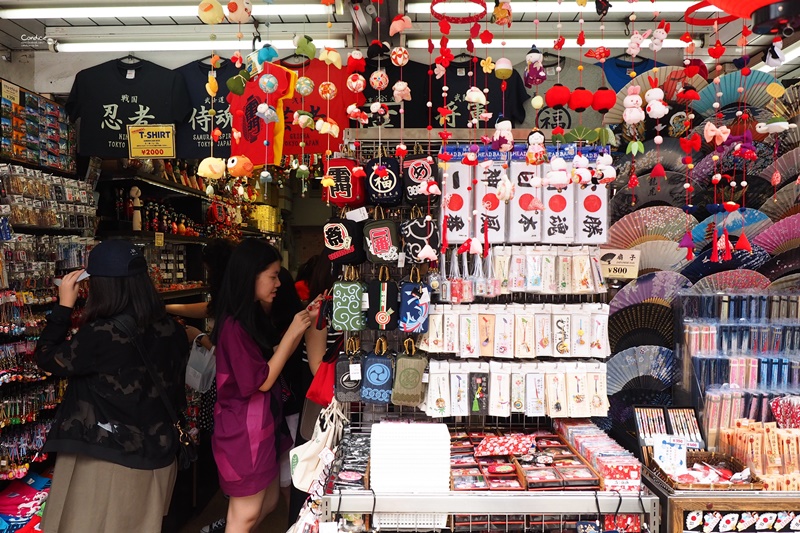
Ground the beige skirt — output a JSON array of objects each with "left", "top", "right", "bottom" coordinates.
[{"left": 42, "top": 453, "right": 177, "bottom": 533}]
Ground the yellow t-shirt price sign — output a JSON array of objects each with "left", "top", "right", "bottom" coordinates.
[{"left": 127, "top": 124, "right": 176, "bottom": 159}]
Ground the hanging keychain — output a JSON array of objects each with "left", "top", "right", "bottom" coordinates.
[
  {"left": 460, "top": 253, "right": 475, "bottom": 303},
  {"left": 448, "top": 247, "right": 463, "bottom": 304}
]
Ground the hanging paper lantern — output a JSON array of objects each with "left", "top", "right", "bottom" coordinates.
[
  {"left": 545, "top": 84, "right": 571, "bottom": 110},
  {"left": 592, "top": 86, "right": 616, "bottom": 113},
  {"left": 258, "top": 74, "right": 279, "bottom": 94},
  {"left": 318, "top": 81, "right": 338, "bottom": 101},
  {"left": 369, "top": 69, "right": 390, "bottom": 91},
  {"left": 346, "top": 73, "right": 366, "bottom": 93},
  {"left": 296, "top": 77, "right": 315, "bottom": 97},
  {"left": 390, "top": 46, "right": 410, "bottom": 67},
  {"left": 494, "top": 58, "right": 514, "bottom": 79},
  {"left": 568, "top": 87, "right": 593, "bottom": 113}
]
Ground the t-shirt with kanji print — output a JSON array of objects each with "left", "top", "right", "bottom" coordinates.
[
  {"left": 350, "top": 58, "right": 431, "bottom": 129},
  {"left": 226, "top": 62, "right": 296, "bottom": 166},
  {"left": 66, "top": 58, "right": 191, "bottom": 158},
  {"left": 277, "top": 57, "right": 365, "bottom": 156},
  {"left": 175, "top": 58, "right": 239, "bottom": 159},
  {"left": 431, "top": 59, "right": 529, "bottom": 129}
]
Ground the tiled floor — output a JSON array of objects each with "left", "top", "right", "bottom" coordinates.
[{"left": 179, "top": 490, "right": 290, "bottom": 533}]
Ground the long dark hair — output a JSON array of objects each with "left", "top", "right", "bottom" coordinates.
[
  {"left": 211, "top": 239, "right": 281, "bottom": 349},
  {"left": 203, "top": 238, "right": 235, "bottom": 314},
  {"left": 82, "top": 272, "right": 166, "bottom": 328},
  {"left": 273, "top": 267, "right": 303, "bottom": 334},
  {"left": 307, "top": 252, "right": 340, "bottom": 301}
]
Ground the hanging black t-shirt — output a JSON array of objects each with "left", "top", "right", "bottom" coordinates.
[
  {"left": 351, "top": 58, "right": 431, "bottom": 129},
  {"left": 431, "top": 59, "right": 529, "bottom": 129},
  {"left": 66, "top": 58, "right": 192, "bottom": 158},
  {"left": 175, "top": 58, "right": 239, "bottom": 159}
]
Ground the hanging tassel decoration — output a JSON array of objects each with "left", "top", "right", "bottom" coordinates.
[
  {"left": 735, "top": 229, "right": 752, "bottom": 252},
  {"left": 711, "top": 228, "right": 719, "bottom": 263},
  {"left": 678, "top": 231, "right": 694, "bottom": 261},
  {"left": 722, "top": 228, "right": 733, "bottom": 261}
]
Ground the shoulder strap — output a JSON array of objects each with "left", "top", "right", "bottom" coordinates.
[{"left": 111, "top": 315, "right": 179, "bottom": 426}]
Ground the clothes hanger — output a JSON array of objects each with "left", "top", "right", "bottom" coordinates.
[
  {"left": 117, "top": 53, "right": 141, "bottom": 65},
  {"left": 452, "top": 51, "right": 476, "bottom": 62},
  {"left": 611, "top": 52, "right": 647, "bottom": 65}
]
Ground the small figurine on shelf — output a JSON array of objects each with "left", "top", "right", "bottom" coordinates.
[{"left": 130, "top": 186, "right": 142, "bottom": 231}]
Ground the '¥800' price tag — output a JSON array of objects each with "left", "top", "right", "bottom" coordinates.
[{"left": 598, "top": 249, "right": 640, "bottom": 280}]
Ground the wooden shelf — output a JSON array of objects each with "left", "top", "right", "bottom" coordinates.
[
  {"left": 12, "top": 224, "right": 90, "bottom": 236},
  {"left": 105, "top": 175, "right": 209, "bottom": 200},
  {"left": 98, "top": 230, "right": 210, "bottom": 245}
]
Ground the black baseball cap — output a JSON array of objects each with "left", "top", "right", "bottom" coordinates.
[{"left": 85, "top": 240, "right": 148, "bottom": 278}]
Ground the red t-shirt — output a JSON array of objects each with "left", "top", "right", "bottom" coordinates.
[
  {"left": 226, "top": 62, "right": 296, "bottom": 166},
  {"left": 278, "top": 58, "right": 365, "bottom": 156}
]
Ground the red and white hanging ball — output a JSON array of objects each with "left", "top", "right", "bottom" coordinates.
[
  {"left": 370, "top": 69, "right": 390, "bottom": 91},
  {"left": 391, "top": 46, "right": 410, "bottom": 67},
  {"left": 319, "top": 81, "right": 338, "bottom": 101},
  {"left": 347, "top": 73, "right": 367, "bottom": 93}
]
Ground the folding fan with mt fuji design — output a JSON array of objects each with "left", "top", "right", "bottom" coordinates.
[
  {"left": 603, "top": 66, "right": 708, "bottom": 126},
  {"left": 634, "top": 241, "right": 691, "bottom": 274},
  {"left": 609, "top": 271, "right": 692, "bottom": 315},
  {"left": 692, "top": 178, "right": 774, "bottom": 224},
  {"left": 757, "top": 248, "right": 800, "bottom": 281},
  {"left": 759, "top": 185, "right": 800, "bottom": 222},
  {"left": 605, "top": 206, "right": 697, "bottom": 249},
  {"left": 606, "top": 346, "right": 678, "bottom": 395},
  {"left": 691, "top": 208, "right": 773, "bottom": 251},
  {"left": 694, "top": 71, "right": 779, "bottom": 118},
  {"left": 759, "top": 147, "right": 800, "bottom": 190},
  {"left": 681, "top": 245, "right": 772, "bottom": 284},
  {"left": 753, "top": 213, "right": 800, "bottom": 256},
  {"left": 690, "top": 270, "right": 771, "bottom": 293}
]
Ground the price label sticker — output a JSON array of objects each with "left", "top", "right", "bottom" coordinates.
[
  {"left": 345, "top": 207, "right": 369, "bottom": 222},
  {"left": 349, "top": 363, "right": 362, "bottom": 381},
  {"left": 598, "top": 249, "right": 640, "bottom": 280},
  {"left": 318, "top": 446, "right": 335, "bottom": 466},
  {"left": 154, "top": 232, "right": 165, "bottom": 247}
]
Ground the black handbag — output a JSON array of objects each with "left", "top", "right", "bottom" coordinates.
[{"left": 112, "top": 315, "right": 198, "bottom": 470}]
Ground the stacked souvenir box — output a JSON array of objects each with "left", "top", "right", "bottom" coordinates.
[
  {"left": 0, "top": 80, "right": 76, "bottom": 174},
  {"left": 555, "top": 419, "right": 643, "bottom": 492}
]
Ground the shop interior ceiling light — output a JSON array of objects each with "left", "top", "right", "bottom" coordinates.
[
  {"left": 0, "top": 3, "right": 339, "bottom": 19},
  {"left": 407, "top": 38, "right": 700, "bottom": 49},
  {"left": 407, "top": 0, "right": 718, "bottom": 14},
  {"left": 54, "top": 39, "right": 346, "bottom": 53}
]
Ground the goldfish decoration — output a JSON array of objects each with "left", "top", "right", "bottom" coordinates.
[{"left": 227, "top": 155, "right": 254, "bottom": 177}]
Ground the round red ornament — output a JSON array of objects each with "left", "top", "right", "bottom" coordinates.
[
  {"left": 568, "top": 87, "right": 593, "bottom": 113},
  {"left": 545, "top": 84, "right": 571, "bottom": 110},
  {"left": 592, "top": 87, "right": 616, "bottom": 113}
]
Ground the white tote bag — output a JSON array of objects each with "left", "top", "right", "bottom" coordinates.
[
  {"left": 185, "top": 335, "right": 216, "bottom": 393},
  {"left": 290, "top": 398, "right": 348, "bottom": 493}
]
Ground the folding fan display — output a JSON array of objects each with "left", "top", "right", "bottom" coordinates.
[
  {"left": 689, "top": 270, "right": 771, "bottom": 293},
  {"left": 767, "top": 126, "right": 800, "bottom": 157},
  {"left": 680, "top": 245, "right": 772, "bottom": 284},
  {"left": 594, "top": 390, "right": 673, "bottom": 435},
  {"left": 609, "top": 173, "right": 687, "bottom": 225},
  {"left": 766, "top": 81, "right": 800, "bottom": 119},
  {"left": 692, "top": 142, "right": 775, "bottom": 185},
  {"left": 759, "top": 147, "right": 800, "bottom": 189},
  {"left": 693, "top": 71, "right": 779, "bottom": 118},
  {"left": 757, "top": 248, "right": 800, "bottom": 281},
  {"left": 605, "top": 206, "right": 697, "bottom": 249},
  {"left": 753, "top": 213, "right": 800, "bottom": 256},
  {"left": 633, "top": 241, "right": 691, "bottom": 274},
  {"left": 603, "top": 66, "right": 709, "bottom": 125},
  {"left": 768, "top": 273, "right": 800, "bottom": 293},
  {"left": 691, "top": 208, "right": 773, "bottom": 251},
  {"left": 692, "top": 179, "right": 774, "bottom": 224},
  {"left": 609, "top": 272, "right": 692, "bottom": 315},
  {"left": 608, "top": 303, "right": 675, "bottom": 354},
  {"left": 691, "top": 107, "right": 773, "bottom": 146},
  {"left": 759, "top": 184, "right": 800, "bottom": 222},
  {"left": 606, "top": 345, "right": 678, "bottom": 395},
  {"left": 615, "top": 139, "right": 701, "bottom": 184}
]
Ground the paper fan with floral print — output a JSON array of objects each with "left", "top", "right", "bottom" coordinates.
[
  {"left": 757, "top": 248, "right": 800, "bottom": 281},
  {"left": 609, "top": 173, "right": 687, "bottom": 225},
  {"left": 605, "top": 206, "right": 697, "bottom": 249},
  {"left": 633, "top": 241, "right": 691, "bottom": 274},
  {"left": 609, "top": 271, "right": 693, "bottom": 315},
  {"left": 768, "top": 273, "right": 800, "bottom": 293},
  {"left": 603, "top": 66, "right": 708, "bottom": 126},
  {"left": 752, "top": 213, "right": 800, "bottom": 255},
  {"left": 694, "top": 71, "right": 778, "bottom": 119},
  {"left": 759, "top": 184, "right": 800, "bottom": 222},
  {"left": 691, "top": 208, "right": 773, "bottom": 251},
  {"left": 690, "top": 270, "right": 771, "bottom": 293}
]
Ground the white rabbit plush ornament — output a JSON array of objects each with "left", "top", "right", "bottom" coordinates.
[
  {"left": 572, "top": 154, "right": 592, "bottom": 185},
  {"left": 546, "top": 157, "right": 570, "bottom": 189},
  {"left": 596, "top": 153, "right": 616, "bottom": 184},
  {"left": 649, "top": 21, "right": 670, "bottom": 52},
  {"left": 626, "top": 29, "right": 652, "bottom": 58},
  {"left": 645, "top": 76, "right": 669, "bottom": 120},
  {"left": 622, "top": 86, "right": 646, "bottom": 126},
  {"left": 497, "top": 173, "right": 516, "bottom": 202}
]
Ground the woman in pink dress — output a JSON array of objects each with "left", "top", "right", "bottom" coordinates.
[{"left": 210, "top": 239, "right": 319, "bottom": 533}]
